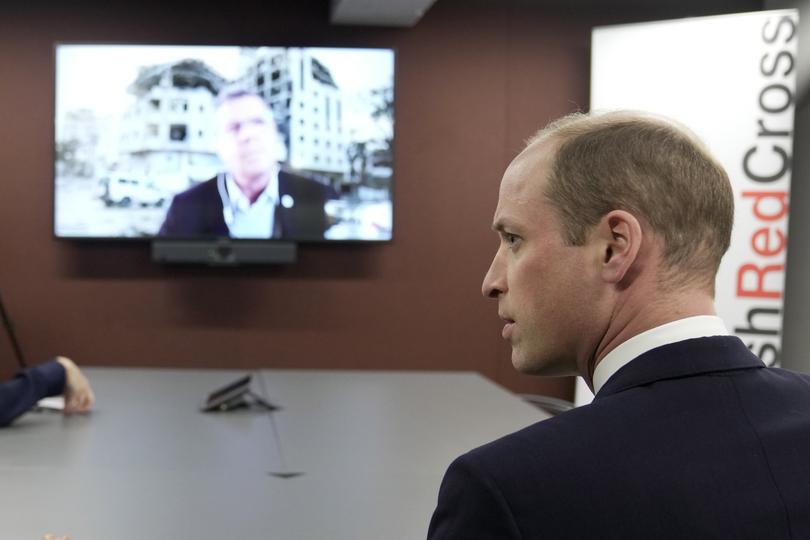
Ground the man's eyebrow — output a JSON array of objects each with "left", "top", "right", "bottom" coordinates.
[{"left": 492, "top": 220, "right": 514, "bottom": 233}]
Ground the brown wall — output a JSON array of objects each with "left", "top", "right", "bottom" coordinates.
[{"left": 0, "top": 0, "right": 760, "bottom": 396}]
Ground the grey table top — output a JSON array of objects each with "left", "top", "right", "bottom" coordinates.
[{"left": 0, "top": 367, "right": 547, "bottom": 540}]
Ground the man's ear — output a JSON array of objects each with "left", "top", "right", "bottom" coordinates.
[{"left": 593, "top": 210, "right": 643, "bottom": 285}]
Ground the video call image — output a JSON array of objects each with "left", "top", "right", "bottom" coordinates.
[{"left": 54, "top": 45, "right": 394, "bottom": 241}]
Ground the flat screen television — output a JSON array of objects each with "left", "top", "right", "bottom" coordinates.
[{"left": 54, "top": 44, "right": 395, "bottom": 248}]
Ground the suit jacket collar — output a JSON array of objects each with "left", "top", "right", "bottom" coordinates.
[
  {"left": 594, "top": 336, "right": 765, "bottom": 400},
  {"left": 275, "top": 170, "right": 300, "bottom": 237},
  {"left": 278, "top": 170, "right": 290, "bottom": 192}
]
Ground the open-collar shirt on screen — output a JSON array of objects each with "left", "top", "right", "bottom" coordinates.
[{"left": 219, "top": 170, "right": 279, "bottom": 238}]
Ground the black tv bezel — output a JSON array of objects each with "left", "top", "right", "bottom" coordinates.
[{"left": 51, "top": 41, "right": 397, "bottom": 246}]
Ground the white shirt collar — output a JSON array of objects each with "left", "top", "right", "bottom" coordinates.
[
  {"left": 224, "top": 171, "right": 278, "bottom": 211},
  {"left": 592, "top": 315, "right": 730, "bottom": 394},
  {"left": 217, "top": 169, "right": 280, "bottom": 238}
]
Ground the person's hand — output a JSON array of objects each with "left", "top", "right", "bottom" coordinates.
[
  {"left": 55, "top": 356, "right": 95, "bottom": 413},
  {"left": 43, "top": 534, "right": 72, "bottom": 540}
]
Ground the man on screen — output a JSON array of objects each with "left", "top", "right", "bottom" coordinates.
[
  {"left": 158, "top": 88, "right": 335, "bottom": 239},
  {"left": 427, "top": 111, "right": 810, "bottom": 539}
]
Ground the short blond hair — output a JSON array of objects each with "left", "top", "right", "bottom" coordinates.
[{"left": 531, "top": 111, "right": 734, "bottom": 290}]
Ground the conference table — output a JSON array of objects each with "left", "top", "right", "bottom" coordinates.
[{"left": 0, "top": 367, "right": 548, "bottom": 539}]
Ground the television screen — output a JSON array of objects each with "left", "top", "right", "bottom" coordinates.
[{"left": 54, "top": 44, "right": 394, "bottom": 241}]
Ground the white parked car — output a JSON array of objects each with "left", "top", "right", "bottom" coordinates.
[{"left": 99, "top": 176, "right": 166, "bottom": 208}]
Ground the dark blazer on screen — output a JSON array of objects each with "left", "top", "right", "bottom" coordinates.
[
  {"left": 428, "top": 336, "right": 810, "bottom": 539},
  {"left": 158, "top": 170, "right": 335, "bottom": 240}
]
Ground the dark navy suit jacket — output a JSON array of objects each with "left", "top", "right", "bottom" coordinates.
[
  {"left": 158, "top": 171, "right": 335, "bottom": 240},
  {"left": 0, "top": 360, "right": 65, "bottom": 427},
  {"left": 428, "top": 337, "right": 810, "bottom": 539}
]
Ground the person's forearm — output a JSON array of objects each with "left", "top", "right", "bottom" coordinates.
[{"left": 0, "top": 360, "right": 66, "bottom": 427}]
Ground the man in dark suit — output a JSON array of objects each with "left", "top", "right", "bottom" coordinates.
[
  {"left": 427, "top": 112, "right": 810, "bottom": 539},
  {"left": 158, "top": 88, "right": 334, "bottom": 240}
]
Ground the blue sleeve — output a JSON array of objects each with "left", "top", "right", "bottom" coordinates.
[
  {"left": 427, "top": 454, "right": 522, "bottom": 540},
  {"left": 0, "top": 360, "right": 66, "bottom": 427}
]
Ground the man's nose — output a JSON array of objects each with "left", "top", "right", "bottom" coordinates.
[{"left": 482, "top": 254, "right": 505, "bottom": 298}]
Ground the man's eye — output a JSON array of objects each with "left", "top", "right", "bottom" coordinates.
[{"left": 504, "top": 233, "right": 519, "bottom": 246}]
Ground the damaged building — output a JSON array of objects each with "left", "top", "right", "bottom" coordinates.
[
  {"left": 120, "top": 59, "right": 226, "bottom": 191},
  {"left": 240, "top": 47, "right": 349, "bottom": 179},
  {"left": 116, "top": 50, "right": 353, "bottom": 193}
]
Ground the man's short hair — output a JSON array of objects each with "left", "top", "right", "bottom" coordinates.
[
  {"left": 215, "top": 85, "right": 264, "bottom": 108},
  {"left": 530, "top": 111, "right": 734, "bottom": 291}
]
